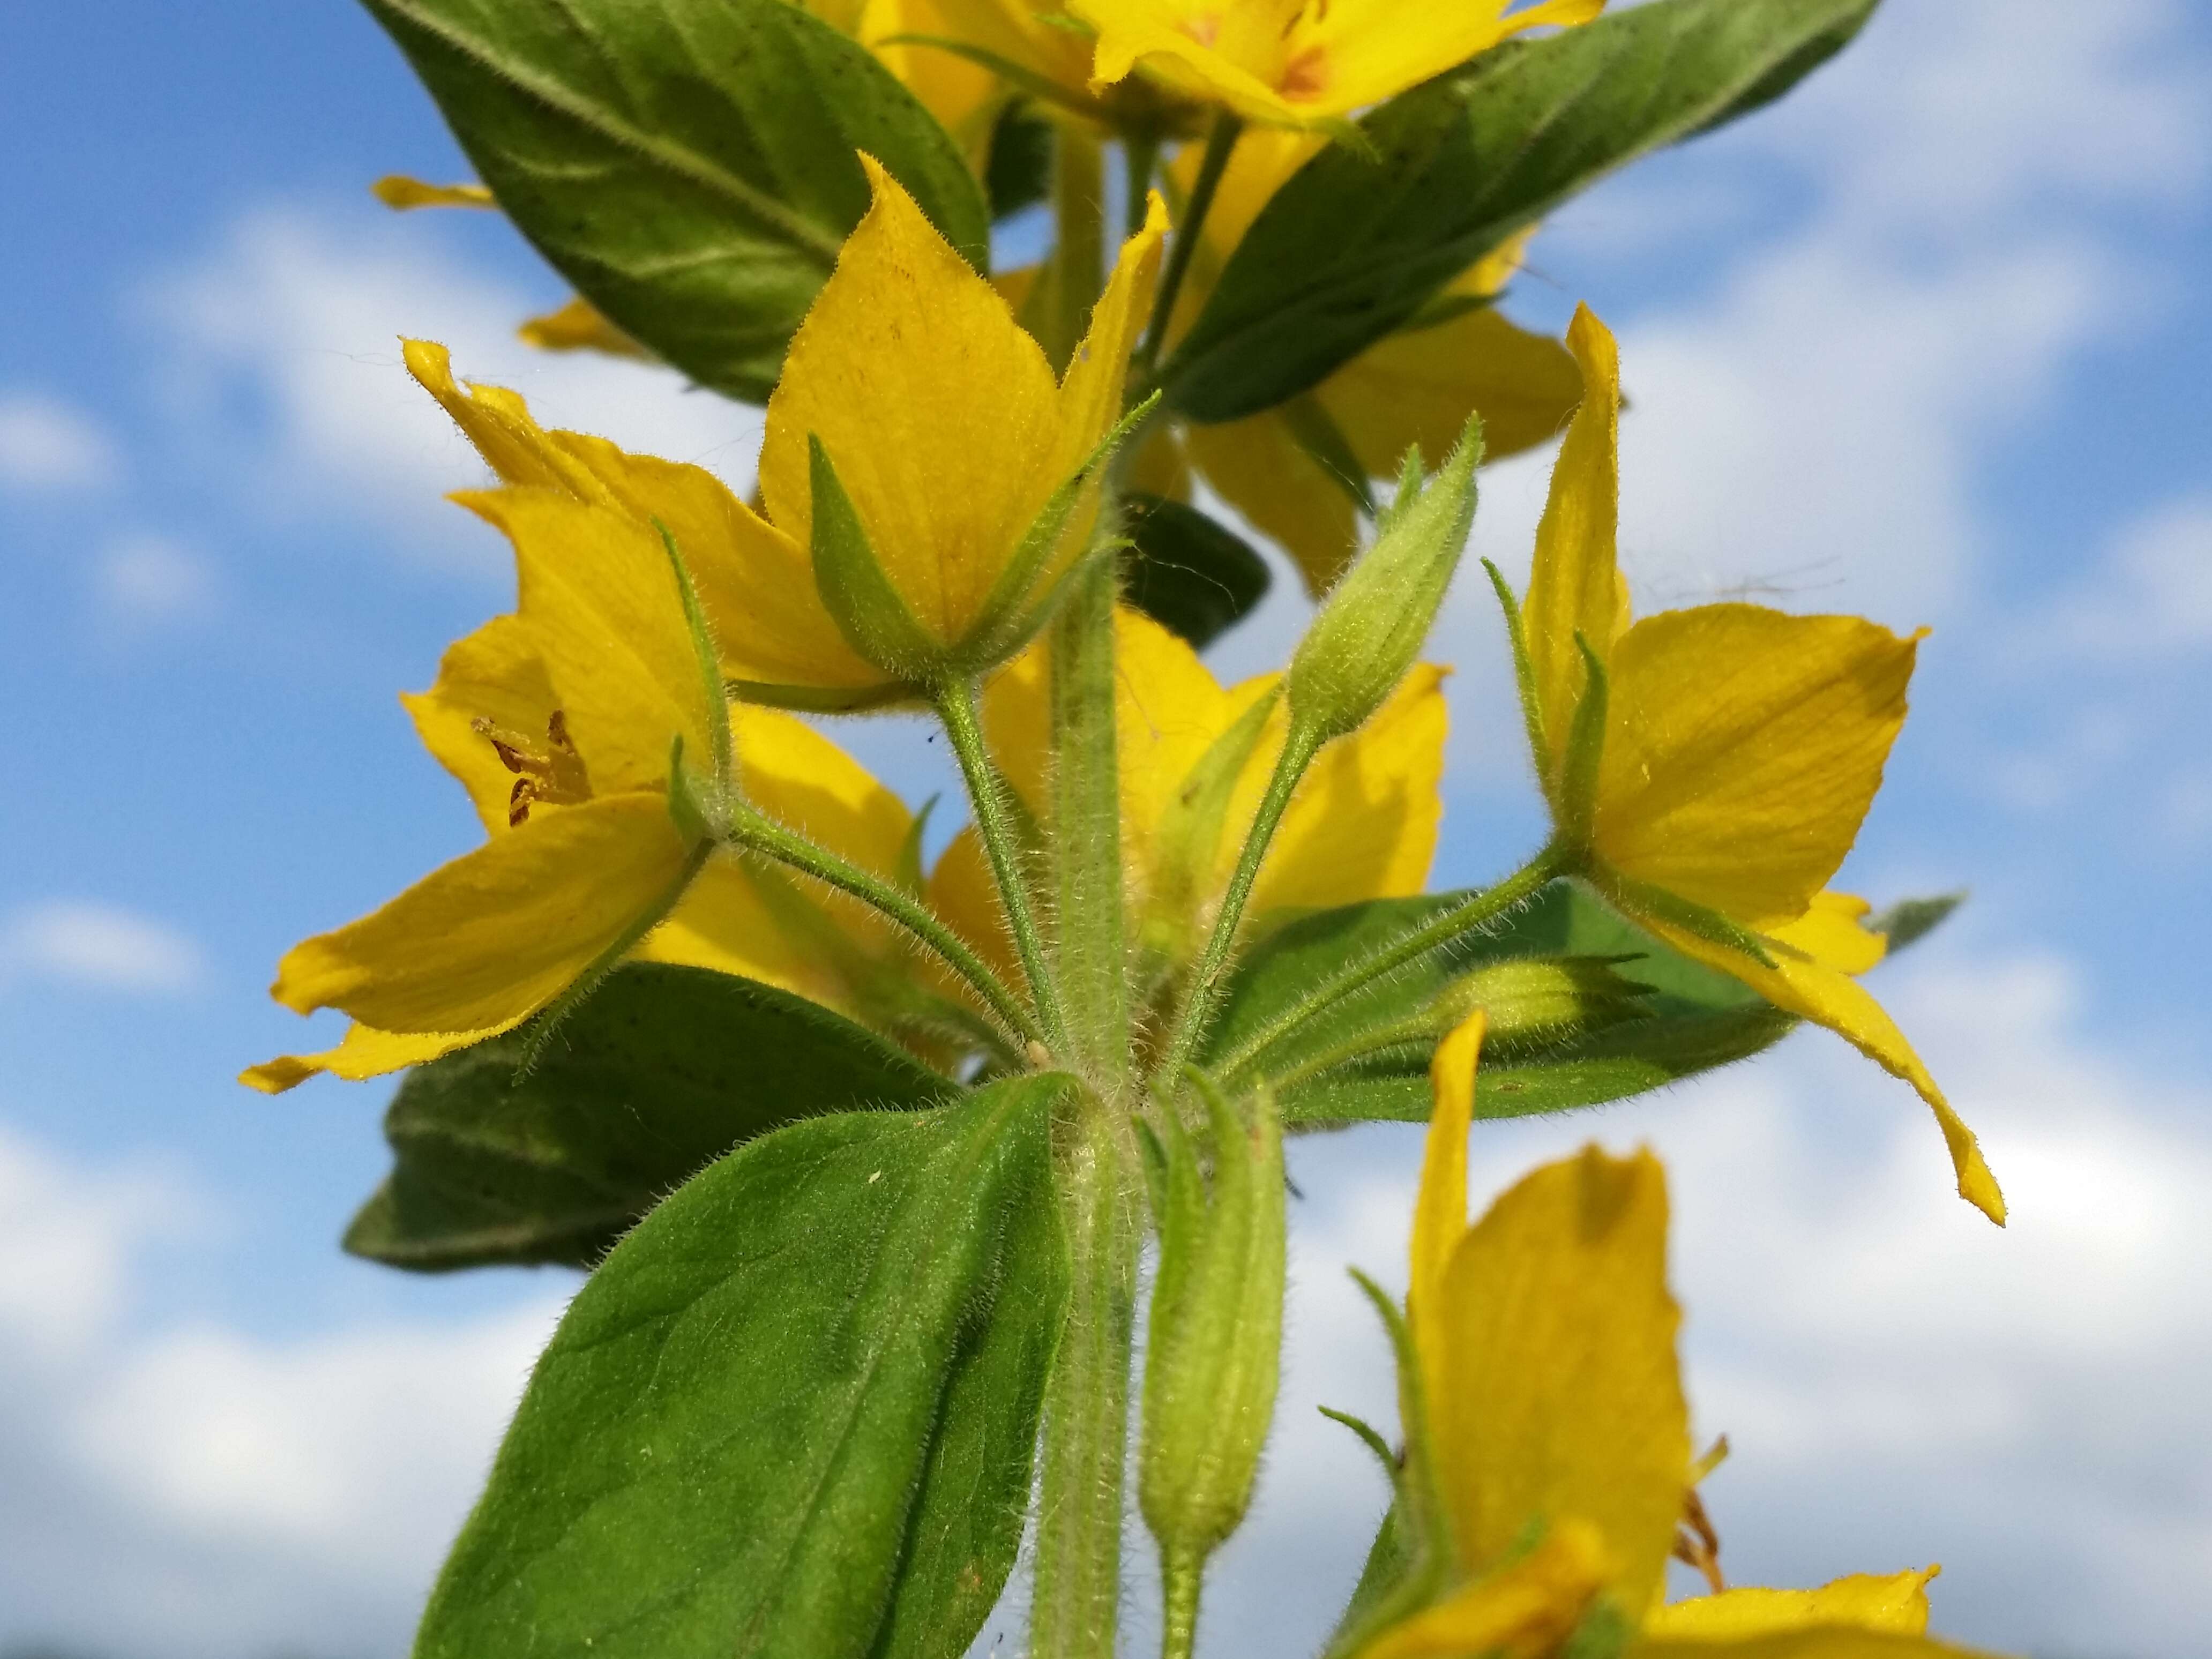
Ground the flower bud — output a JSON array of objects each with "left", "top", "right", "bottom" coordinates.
[
  {"left": 1437, "top": 955, "right": 1655, "bottom": 1054},
  {"left": 1139, "top": 1074, "right": 1286, "bottom": 1588},
  {"left": 1287, "top": 414, "right": 1484, "bottom": 744}
]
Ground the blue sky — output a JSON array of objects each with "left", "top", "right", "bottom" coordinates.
[{"left": 1, "top": 1, "right": 2208, "bottom": 1655}]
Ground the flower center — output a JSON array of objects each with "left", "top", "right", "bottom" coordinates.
[{"left": 475, "top": 709, "right": 592, "bottom": 826}]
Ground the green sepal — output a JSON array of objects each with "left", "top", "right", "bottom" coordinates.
[
  {"left": 1278, "top": 392, "right": 1379, "bottom": 519},
  {"left": 1590, "top": 867, "right": 1777, "bottom": 970},
  {"left": 963, "top": 392, "right": 1163, "bottom": 667},
  {"left": 412, "top": 1076, "right": 1070, "bottom": 1659},
  {"left": 1201, "top": 882, "right": 1795, "bottom": 1129},
  {"left": 1121, "top": 494, "right": 1273, "bottom": 650},
  {"left": 1555, "top": 632, "right": 1611, "bottom": 843},
  {"left": 344, "top": 964, "right": 956, "bottom": 1273},
  {"left": 1483, "top": 558, "right": 1550, "bottom": 784},
  {"left": 359, "top": 0, "right": 989, "bottom": 403},
  {"left": 1163, "top": 0, "right": 1884, "bottom": 422},
  {"left": 808, "top": 433, "right": 940, "bottom": 683}
]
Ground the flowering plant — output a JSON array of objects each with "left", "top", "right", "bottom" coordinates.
[{"left": 257, "top": 1, "right": 2014, "bottom": 1654}]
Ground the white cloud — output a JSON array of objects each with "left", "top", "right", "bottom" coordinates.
[
  {"left": 94, "top": 532, "right": 220, "bottom": 625},
  {"left": 0, "top": 391, "right": 121, "bottom": 491},
  {"left": 138, "top": 208, "right": 766, "bottom": 564},
  {"left": 2038, "top": 492, "right": 2212, "bottom": 657},
  {"left": 0, "top": 1116, "right": 564, "bottom": 1658},
  {"left": 1, "top": 901, "right": 207, "bottom": 996}
]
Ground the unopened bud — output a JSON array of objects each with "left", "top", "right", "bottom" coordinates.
[
  {"left": 1287, "top": 414, "right": 1484, "bottom": 743},
  {"left": 1139, "top": 1074, "right": 1286, "bottom": 1588},
  {"left": 1438, "top": 956, "right": 1654, "bottom": 1055}
]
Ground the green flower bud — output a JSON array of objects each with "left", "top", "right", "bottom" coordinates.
[
  {"left": 1138, "top": 1074, "right": 1286, "bottom": 1628},
  {"left": 1437, "top": 955, "right": 1656, "bottom": 1055},
  {"left": 1287, "top": 414, "right": 1484, "bottom": 744}
]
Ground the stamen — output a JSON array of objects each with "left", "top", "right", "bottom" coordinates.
[
  {"left": 1277, "top": 45, "right": 1329, "bottom": 100},
  {"left": 473, "top": 711, "right": 592, "bottom": 825},
  {"left": 1670, "top": 1488, "right": 1726, "bottom": 1595}
]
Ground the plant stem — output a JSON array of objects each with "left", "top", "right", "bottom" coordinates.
[
  {"left": 1030, "top": 124, "right": 1107, "bottom": 375},
  {"left": 1122, "top": 130, "right": 1160, "bottom": 238},
  {"left": 1050, "top": 557, "right": 1132, "bottom": 1086},
  {"left": 935, "top": 679, "right": 1069, "bottom": 1052},
  {"left": 1159, "top": 1549, "right": 1202, "bottom": 1659},
  {"left": 1032, "top": 1102, "right": 1141, "bottom": 1659},
  {"left": 1134, "top": 110, "right": 1242, "bottom": 378},
  {"left": 720, "top": 807, "right": 1044, "bottom": 1050},
  {"left": 1152, "top": 719, "right": 1324, "bottom": 1086},
  {"left": 1212, "top": 847, "right": 1568, "bottom": 1085}
]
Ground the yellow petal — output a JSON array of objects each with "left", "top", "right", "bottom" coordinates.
[
  {"left": 400, "top": 615, "right": 564, "bottom": 836},
  {"left": 1356, "top": 1519, "right": 1609, "bottom": 1659},
  {"left": 1305, "top": 0, "right": 1603, "bottom": 118},
  {"left": 269, "top": 793, "right": 694, "bottom": 1036},
  {"left": 1522, "top": 304, "right": 1626, "bottom": 780},
  {"left": 1078, "top": 0, "right": 1315, "bottom": 123},
  {"left": 1595, "top": 606, "right": 1919, "bottom": 926},
  {"left": 1320, "top": 307, "right": 1583, "bottom": 474},
  {"left": 458, "top": 491, "right": 708, "bottom": 797},
  {"left": 1111, "top": 607, "right": 1250, "bottom": 861},
  {"left": 241, "top": 1023, "right": 489, "bottom": 1094},
  {"left": 406, "top": 340, "right": 880, "bottom": 699},
  {"left": 861, "top": 0, "right": 1010, "bottom": 167},
  {"left": 1637, "top": 1631, "right": 2001, "bottom": 1659},
  {"left": 1246, "top": 663, "right": 1447, "bottom": 923},
  {"left": 1773, "top": 890, "right": 1887, "bottom": 977},
  {"left": 1056, "top": 190, "right": 1169, "bottom": 480},
  {"left": 516, "top": 296, "right": 648, "bottom": 359},
  {"left": 1646, "top": 1569, "right": 1940, "bottom": 1640},
  {"left": 1410, "top": 1009, "right": 1484, "bottom": 1402},
  {"left": 761, "top": 158, "right": 1066, "bottom": 647},
  {"left": 926, "top": 0, "right": 1098, "bottom": 102},
  {"left": 1431, "top": 1145, "right": 1688, "bottom": 1604},
  {"left": 371, "top": 176, "right": 495, "bottom": 211},
  {"left": 1638, "top": 914, "right": 2005, "bottom": 1226},
  {"left": 1185, "top": 412, "right": 1361, "bottom": 594}
]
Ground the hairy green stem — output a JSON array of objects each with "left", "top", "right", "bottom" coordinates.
[
  {"left": 1050, "top": 557, "right": 1133, "bottom": 1086},
  {"left": 1213, "top": 847, "right": 1568, "bottom": 1085},
  {"left": 1032, "top": 1104, "right": 1141, "bottom": 1659},
  {"left": 935, "top": 679, "right": 1069, "bottom": 1051},
  {"left": 1134, "top": 111, "right": 1241, "bottom": 377},
  {"left": 1153, "top": 720, "right": 1325, "bottom": 1085},
  {"left": 1159, "top": 1548, "right": 1202, "bottom": 1659},
  {"left": 720, "top": 806, "right": 1044, "bottom": 1050}
]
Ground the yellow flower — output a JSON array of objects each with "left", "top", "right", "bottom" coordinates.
[
  {"left": 1140, "top": 128, "right": 1583, "bottom": 593},
  {"left": 1498, "top": 307, "right": 2004, "bottom": 1225},
  {"left": 1354, "top": 1016, "right": 2005, "bottom": 1659},
  {"left": 759, "top": 158, "right": 1166, "bottom": 686},
  {"left": 928, "top": 607, "right": 1446, "bottom": 1002},
  {"left": 243, "top": 511, "right": 939, "bottom": 1093},
  {"left": 920, "top": 0, "right": 1104, "bottom": 116},
  {"left": 1071, "top": 0, "right": 1603, "bottom": 127},
  {"left": 388, "top": 163, "right": 1166, "bottom": 709}
]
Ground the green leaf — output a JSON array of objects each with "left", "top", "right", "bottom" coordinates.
[
  {"left": 346, "top": 964, "right": 955, "bottom": 1273},
  {"left": 1164, "top": 0, "right": 1881, "bottom": 422},
  {"left": 360, "top": 0, "right": 991, "bottom": 403},
  {"left": 1870, "top": 890, "right": 1964, "bottom": 953},
  {"left": 987, "top": 103, "right": 1054, "bottom": 221},
  {"left": 1120, "top": 492, "right": 1273, "bottom": 649},
  {"left": 415, "top": 1075, "right": 1071, "bottom": 1659},
  {"left": 1204, "top": 881, "right": 1793, "bottom": 1129}
]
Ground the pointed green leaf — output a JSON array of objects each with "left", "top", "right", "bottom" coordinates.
[
  {"left": 414, "top": 1075, "right": 1071, "bottom": 1659},
  {"left": 345, "top": 964, "right": 956, "bottom": 1273},
  {"left": 360, "top": 0, "right": 990, "bottom": 403},
  {"left": 1121, "top": 494, "right": 1272, "bottom": 649},
  {"left": 1202, "top": 882, "right": 1792, "bottom": 1129},
  {"left": 1164, "top": 0, "right": 1881, "bottom": 422}
]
